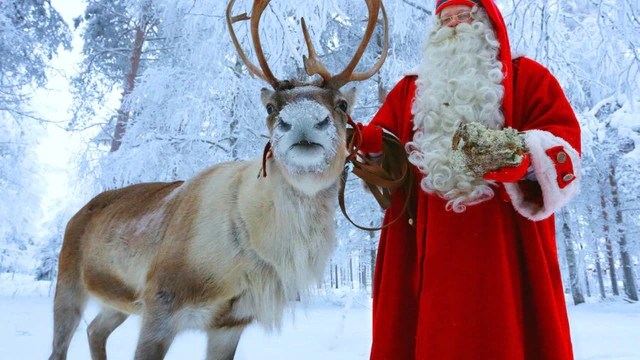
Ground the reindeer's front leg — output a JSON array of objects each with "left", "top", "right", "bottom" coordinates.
[
  {"left": 134, "top": 290, "right": 179, "bottom": 360},
  {"left": 205, "top": 326, "right": 245, "bottom": 360},
  {"left": 205, "top": 295, "right": 252, "bottom": 360}
]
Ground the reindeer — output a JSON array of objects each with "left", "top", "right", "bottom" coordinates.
[{"left": 48, "top": 1, "right": 388, "bottom": 359}]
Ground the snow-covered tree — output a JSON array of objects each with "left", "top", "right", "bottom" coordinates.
[
  {"left": 0, "top": 0, "right": 71, "bottom": 119},
  {"left": 0, "top": 117, "right": 46, "bottom": 273},
  {"left": 70, "top": 0, "right": 161, "bottom": 152},
  {"left": 0, "top": 0, "right": 70, "bottom": 273}
]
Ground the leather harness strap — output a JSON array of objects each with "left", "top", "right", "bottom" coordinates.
[
  {"left": 341, "top": 115, "right": 415, "bottom": 231},
  {"left": 260, "top": 141, "right": 272, "bottom": 178}
]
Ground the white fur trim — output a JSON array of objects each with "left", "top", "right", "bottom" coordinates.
[
  {"left": 503, "top": 130, "right": 581, "bottom": 221},
  {"left": 405, "top": 66, "right": 419, "bottom": 76}
]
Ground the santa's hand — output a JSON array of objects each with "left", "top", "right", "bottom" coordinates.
[
  {"left": 357, "top": 122, "right": 383, "bottom": 153},
  {"left": 483, "top": 153, "right": 531, "bottom": 183}
]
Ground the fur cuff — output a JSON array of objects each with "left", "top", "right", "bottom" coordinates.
[{"left": 503, "top": 129, "right": 581, "bottom": 221}]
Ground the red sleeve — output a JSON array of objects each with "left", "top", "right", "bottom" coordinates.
[
  {"left": 504, "top": 58, "right": 582, "bottom": 221},
  {"left": 514, "top": 58, "right": 581, "bottom": 154},
  {"left": 356, "top": 77, "right": 414, "bottom": 154},
  {"left": 368, "top": 76, "right": 415, "bottom": 137}
]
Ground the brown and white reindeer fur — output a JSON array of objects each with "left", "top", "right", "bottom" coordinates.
[{"left": 49, "top": 1, "right": 388, "bottom": 359}]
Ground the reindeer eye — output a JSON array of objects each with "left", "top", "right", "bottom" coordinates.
[
  {"left": 266, "top": 104, "right": 276, "bottom": 115},
  {"left": 336, "top": 100, "right": 348, "bottom": 113}
]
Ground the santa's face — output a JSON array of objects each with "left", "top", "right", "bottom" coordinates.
[
  {"left": 406, "top": 8, "right": 505, "bottom": 212},
  {"left": 439, "top": 5, "right": 473, "bottom": 27}
]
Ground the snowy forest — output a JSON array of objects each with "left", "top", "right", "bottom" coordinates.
[{"left": 1, "top": 0, "right": 639, "bottom": 311}]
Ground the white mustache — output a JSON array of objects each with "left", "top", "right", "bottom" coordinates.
[{"left": 429, "top": 22, "right": 480, "bottom": 44}]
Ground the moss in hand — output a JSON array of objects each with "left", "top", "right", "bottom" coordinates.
[{"left": 451, "top": 122, "right": 528, "bottom": 177}]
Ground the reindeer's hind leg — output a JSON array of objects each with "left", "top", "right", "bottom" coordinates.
[
  {"left": 49, "top": 281, "right": 88, "bottom": 360},
  {"left": 49, "top": 216, "right": 90, "bottom": 360},
  {"left": 87, "top": 306, "right": 129, "bottom": 360}
]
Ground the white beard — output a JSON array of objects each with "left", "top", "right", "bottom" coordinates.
[{"left": 407, "top": 10, "right": 505, "bottom": 212}]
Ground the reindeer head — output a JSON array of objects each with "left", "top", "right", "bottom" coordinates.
[{"left": 227, "top": 0, "right": 388, "bottom": 194}]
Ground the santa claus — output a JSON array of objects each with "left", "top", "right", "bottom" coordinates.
[{"left": 359, "top": 0, "right": 581, "bottom": 359}]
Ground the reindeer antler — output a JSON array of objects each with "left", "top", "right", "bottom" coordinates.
[
  {"left": 228, "top": 0, "right": 389, "bottom": 90},
  {"left": 301, "top": 17, "right": 332, "bottom": 85},
  {"left": 226, "top": 0, "right": 280, "bottom": 89},
  {"left": 302, "top": 0, "right": 389, "bottom": 89}
]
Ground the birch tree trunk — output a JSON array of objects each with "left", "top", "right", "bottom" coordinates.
[
  {"left": 330, "top": 261, "right": 335, "bottom": 288},
  {"left": 587, "top": 204, "right": 607, "bottom": 299},
  {"left": 561, "top": 210, "right": 585, "bottom": 305},
  {"left": 375, "top": 29, "right": 387, "bottom": 105},
  {"left": 349, "top": 258, "right": 354, "bottom": 289},
  {"left": 361, "top": 242, "right": 369, "bottom": 290},
  {"left": 227, "top": 58, "right": 245, "bottom": 160},
  {"left": 600, "top": 191, "right": 620, "bottom": 296},
  {"left": 584, "top": 269, "right": 591, "bottom": 298},
  {"left": 609, "top": 165, "right": 639, "bottom": 301},
  {"left": 370, "top": 228, "right": 377, "bottom": 298},
  {"left": 594, "top": 241, "right": 607, "bottom": 299}
]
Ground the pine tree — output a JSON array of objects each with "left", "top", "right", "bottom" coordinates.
[{"left": 70, "top": 0, "right": 160, "bottom": 153}]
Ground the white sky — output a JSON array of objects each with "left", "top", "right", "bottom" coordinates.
[{"left": 31, "top": 0, "right": 94, "bottom": 232}]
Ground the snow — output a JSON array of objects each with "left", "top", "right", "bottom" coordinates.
[
  {"left": 610, "top": 100, "right": 640, "bottom": 161},
  {"left": 570, "top": 302, "right": 640, "bottom": 360},
  {"left": 1, "top": 274, "right": 639, "bottom": 360}
]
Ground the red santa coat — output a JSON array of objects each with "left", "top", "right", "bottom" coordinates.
[{"left": 368, "top": 56, "right": 581, "bottom": 359}]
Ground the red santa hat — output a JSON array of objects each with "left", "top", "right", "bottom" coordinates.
[
  {"left": 435, "top": 0, "right": 514, "bottom": 127},
  {"left": 435, "top": 0, "right": 481, "bottom": 14}
]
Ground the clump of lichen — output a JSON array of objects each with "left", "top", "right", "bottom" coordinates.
[{"left": 451, "top": 122, "right": 528, "bottom": 176}]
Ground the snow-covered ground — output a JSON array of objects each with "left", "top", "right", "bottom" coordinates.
[{"left": 1, "top": 274, "right": 639, "bottom": 359}]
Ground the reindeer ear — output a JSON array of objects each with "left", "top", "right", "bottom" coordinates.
[
  {"left": 342, "top": 86, "right": 357, "bottom": 114},
  {"left": 260, "top": 88, "right": 275, "bottom": 107}
]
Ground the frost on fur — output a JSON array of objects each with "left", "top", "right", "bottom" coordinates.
[{"left": 271, "top": 100, "right": 339, "bottom": 175}]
